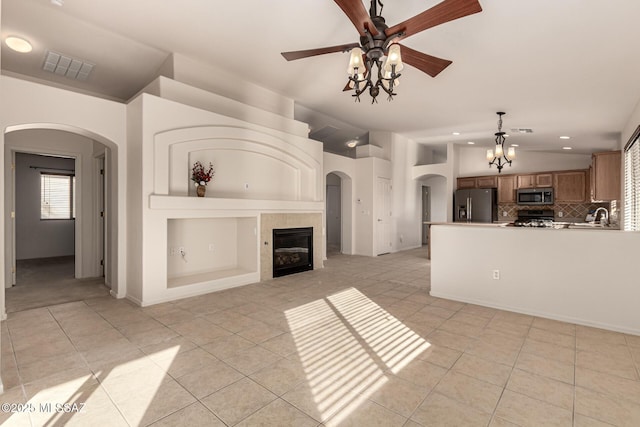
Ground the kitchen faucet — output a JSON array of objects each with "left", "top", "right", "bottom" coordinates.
[{"left": 593, "top": 207, "right": 609, "bottom": 226}]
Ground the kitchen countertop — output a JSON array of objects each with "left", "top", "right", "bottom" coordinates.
[{"left": 425, "top": 221, "right": 621, "bottom": 230}]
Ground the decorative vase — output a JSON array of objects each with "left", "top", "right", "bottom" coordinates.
[{"left": 196, "top": 185, "right": 206, "bottom": 197}]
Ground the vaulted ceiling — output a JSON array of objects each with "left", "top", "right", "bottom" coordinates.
[{"left": 3, "top": 0, "right": 640, "bottom": 154}]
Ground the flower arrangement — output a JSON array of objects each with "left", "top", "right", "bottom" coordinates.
[{"left": 191, "top": 161, "right": 214, "bottom": 186}]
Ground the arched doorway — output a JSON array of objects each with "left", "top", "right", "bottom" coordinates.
[
  {"left": 4, "top": 125, "right": 120, "bottom": 313},
  {"left": 325, "top": 171, "right": 354, "bottom": 257}
]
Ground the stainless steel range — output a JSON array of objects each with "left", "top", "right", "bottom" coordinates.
[{"left": 514, "top": 209, "right": 555, "bottom": 227}]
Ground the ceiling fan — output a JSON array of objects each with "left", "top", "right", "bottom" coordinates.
[{"left": 281, "top": 0, "right": 482, "bottom": 102}]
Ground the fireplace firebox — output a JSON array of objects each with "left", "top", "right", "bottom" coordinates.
[{"left": 272, "top": 227, "right": 313, "bottom": 277}]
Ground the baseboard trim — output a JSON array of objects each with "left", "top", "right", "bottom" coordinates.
[{"left": 430, "top": 290, "right": 640, "bottom": 337}]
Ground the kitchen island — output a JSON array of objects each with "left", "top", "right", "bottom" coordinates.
[{"left": 430, "top": 224, "right": 640, "bottom": 335}]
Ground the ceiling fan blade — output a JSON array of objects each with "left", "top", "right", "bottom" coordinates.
[
  {"left": 333, "top": 0, "right": 379, "bottom": 36},
  {"left": 281, "top": 43, "right": 360, "bottom": 61},
  {"left": 400, "top": 44, "right": 452, "bottom": 77},
  {"left": 386, "top": 0, "right": 482, "bottom": 41}
]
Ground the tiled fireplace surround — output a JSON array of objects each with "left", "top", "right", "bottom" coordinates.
[{"left": 260, "top": 213, "right": 323, "bottom": 281}]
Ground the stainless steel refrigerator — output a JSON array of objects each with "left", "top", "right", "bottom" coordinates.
[{"left": 454, "top": 188, "right": 498, "bottom": 223}]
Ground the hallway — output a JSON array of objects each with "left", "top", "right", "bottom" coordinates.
[{"left": 6, "top": 256, "right": 110, "bottom": 314}]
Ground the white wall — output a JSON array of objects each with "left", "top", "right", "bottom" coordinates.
[
  {"left": 431, "top": 225, "right": 640, "bottom": 335},
  {"left": 389, "top": 133, "right": 422, "bottom": 251},
  {"left": 457, "top": 146, "right": 592, "bottom": 176},
  {"left": 420, "top": 175, "right": 448, "bottom": 222},
  {"left": 129, "top": 90, "right": 323, "bottom": 306},
  {"left": 0, "top": 76, "right": 127, "bottom": 305},
  {"left": 14, "top": 152, "right": 75, "bottom": 259},
  {"left": 159, "top": 54, "right": 296, "bottom": 119},
  {"left": 324, "top": 152, "right": 356, "bottom": 256}
]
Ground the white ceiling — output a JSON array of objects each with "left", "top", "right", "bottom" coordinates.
[{"left": 3, "top": 0, "right": 640, "bottom": 154}]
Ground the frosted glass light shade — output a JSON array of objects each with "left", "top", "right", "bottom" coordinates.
[
  {"left": 495, "top": 144, "right": 504, "bottom": 157},
  {"left": 384, "top": 44, "right": 403, "bottom": 72},
  {"left": 486, "top": 149, "right": 494, "bottom": 161},
  {"left": 347, "top": 48, "right": 363, "bottom": 75},
  {"left": 507, "top": 146, "right": 516, "bottom": 159}
]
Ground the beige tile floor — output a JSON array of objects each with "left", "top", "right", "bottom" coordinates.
[{"left": 1, "top": 247, "right": 640, "bottom": 426}]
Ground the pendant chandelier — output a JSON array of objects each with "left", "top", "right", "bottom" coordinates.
[
  {"left": 486, "top": 112, "right": 515, "bottom": 173},
  {"left": 347, "top": 43, "right": 403, "bottom": 104}
]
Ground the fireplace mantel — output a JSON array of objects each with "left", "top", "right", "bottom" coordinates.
[{"left": 149, "top": 195, "right": 323, "bottom": 212}]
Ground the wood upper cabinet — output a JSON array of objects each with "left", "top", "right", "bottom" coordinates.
[
  {"left": 517, "top": 174, "right": 536, "bottom": 188},
  {"left": 476, "top": 176, "right": 497, "bottom": 188},
  {"left": 591, "top": 151, "right": 621, "bottom": 201},
  {"left": 554, "top": 170, "right": 588, "bottom": 202},
  {"left": 517, "top": 173, "right": 553, "bottom": 188},
  {"left": 457, "top": 176, "right": 497, "bottom": 189},
  {"left": 497, "top": 175, "right": 516, "bottom": 203},
  {"left": 457, "top": 177, "right": 477, "bottom": 189},
  {"left": 536, "top": 173, "right": 553, "bottom": 187}
]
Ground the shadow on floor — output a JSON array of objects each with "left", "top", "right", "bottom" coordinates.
[{"left": 6, "top": 256, "right": 111, "bottom": 313}]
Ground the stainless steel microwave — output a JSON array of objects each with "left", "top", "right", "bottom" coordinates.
[{"left": 516, "top": 188, "right": 554, "bottom": 205}]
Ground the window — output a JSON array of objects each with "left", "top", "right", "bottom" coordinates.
[
  {"left": 624, "top": 126, "right": 640, "bottom": 231},
  {"left": 41, "top": 173, "right": 76, "bottom": 220}
]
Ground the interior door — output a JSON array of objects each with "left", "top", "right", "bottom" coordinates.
[
  {"left": 97, "top": 156, "right": 105, "bottom": 277},
  {"left": 326, "top": 183, "right": 341, "bottom": 252},
  {"left": 422, "top": 186, "right": 430, "bottom": 245},
  {"left": 376, "top": 177, "right": 392, "bottom": 255}
]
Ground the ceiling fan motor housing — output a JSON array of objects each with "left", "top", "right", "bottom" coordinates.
[{"left": 361, "top": 16, "right": 390, "bottom": 59}]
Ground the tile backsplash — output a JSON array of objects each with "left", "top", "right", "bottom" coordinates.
[{"left": 498, "top": 201, "right": 614, "bottom": 223}]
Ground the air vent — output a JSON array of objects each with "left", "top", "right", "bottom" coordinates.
[
  {"left": 511, "top": 128, "right": 534, "bottom": 134},
  {"left": 43, "top": 51, "right": 94, "bottom": 81}
]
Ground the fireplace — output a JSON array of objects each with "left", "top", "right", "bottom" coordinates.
[{"left": 272, "top": 227, "right": 313, "bottom": 277}]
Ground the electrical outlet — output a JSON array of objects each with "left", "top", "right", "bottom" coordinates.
[
  {"left": 169, "top": 247, "right": 176, "bottom": 256},
  {"left": 244, "top": 183, "right": 249, "bottom": 190},
  {"left": 208, "top": 243, "right": 215, "bottom": 252},
  {"left": 558, "top": 211, "right": 564, "bottom": 218},
  {"left": 503, "top": 211, "right": 508, "bottom": 217},
  {"left": 492, "top": 269, "right": 500, "bottom": 280}
]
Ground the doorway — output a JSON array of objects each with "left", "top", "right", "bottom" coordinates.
[
  {"left": 326, "top": 173, "right": 342, "bottom": 255},
  {"left": 376, "top": 177, "right": 392, "bottom": 255},
  {"left": 422, "top": 186, "right": 431, "bottom": 245},
  {"left": 5, "top": 129, "right": 112, "bottom": 313}
]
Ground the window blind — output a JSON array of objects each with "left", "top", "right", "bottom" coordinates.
[
  {"left": 41, "top": 173, "right": 75, "bottom": 220},
  {"left": 624, "top": 128, "right": 640, "bottom": 231}
]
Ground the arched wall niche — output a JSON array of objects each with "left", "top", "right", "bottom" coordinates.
[{"left": 154, "top": 126, "right": 322, "bottom": 201}]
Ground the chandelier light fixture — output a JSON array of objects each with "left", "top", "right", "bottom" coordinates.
[
  {"left": 282, "top": 0, "right": 483, "bottom": 104},
  {"left": 486, "top": 112, "right": 516, "bottom": 173},
  {"left": 347, "top": 42, "right": 403, "bottom": 103}
]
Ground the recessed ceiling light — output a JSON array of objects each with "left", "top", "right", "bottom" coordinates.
[
  {"left": 5, "top": 36, "right": 32, "bottom": 53},
  {"left": 51, "top": 0, "right": 64, "bottom": 6},
  {"left": 562, "top": 146, "right": 572, "bottom": 150},
  {"left": 560, "top": 136, "right": 571, "bottom": 140},
  {"left": 346, "top": 140, "right": 357, "bottom": 148},
  {"left": 467, "top": 141, "right": 475, "bottom": 145},
  {"left": 452, "top": 132, "right": 460, "bottom": 136},
  {"left": 510, "top": 144, "right": 519, "bottom": 147}
]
